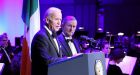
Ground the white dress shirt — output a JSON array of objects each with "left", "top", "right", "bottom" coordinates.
[
  {"left": 63, "top": 33, "right": 77, "bottom": 55},
  {"left": 44, "top": 26, "right": 59, "bottom": 53}
]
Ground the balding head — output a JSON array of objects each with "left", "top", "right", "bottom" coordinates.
[
  {"left": 44, "top": 7, "right": 62, "bottom": 23},
  {"left": 62, "top": 16, "right": 77, "bottom": 27},
  {"left": 43, "top": 7, "right": 62, "bottom": 32}
]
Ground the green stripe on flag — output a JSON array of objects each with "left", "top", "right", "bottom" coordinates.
[
  {"left": 22, "top": 0, "right": 39, "bottom": 30},
  {"left": 30, "top": 0, "right": 38, "bottom": 15}
]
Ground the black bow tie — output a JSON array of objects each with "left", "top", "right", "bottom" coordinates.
[
  {"left": 52, "top": 31, "right": 57, "bottom": 38},
  {"left": 66, "top": 39, "right": 73, "bottom": 42}
]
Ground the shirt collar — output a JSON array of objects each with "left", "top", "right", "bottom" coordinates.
[
  {"left": 62, "top": 32, "right": 72, "bottom": 39},
  {"left": 44, "top": 25, "right": 52, "bottom": 35}
]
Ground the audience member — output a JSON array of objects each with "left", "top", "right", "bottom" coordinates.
[
  {"left": 80, "top": 39, "right": 91, "bottom": 53},
  {"left": 101, "top": 42, "right": 111, "bottom": 58},
  {"left": 0, "top": 34, "right": 14, "bottom": 75},
  {"left": 10, "top": 36, "right": 23, "bottom": 75},
  {"left": 129, "top": 33, "right": 140, "bottom": 57},
  {"left": 107, "top": 47, "right": 126, "bottom": 75}
]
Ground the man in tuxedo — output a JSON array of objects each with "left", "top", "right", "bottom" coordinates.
[
  {"left": 0, "top": 34, "right": 14, "bottom": 75},
  {"left": 57, "top": 16, "right": 81, "bottom": 57},
  {"left": 31, "top": 7, "right": 65, "bottom": 75}
]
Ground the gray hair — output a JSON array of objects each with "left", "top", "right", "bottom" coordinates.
[
  {"left": 43, "top": 7, "right": 62, "bottom": 23},
  {"left": 62, "top": 16, "right": 77, "bottom": 26}
]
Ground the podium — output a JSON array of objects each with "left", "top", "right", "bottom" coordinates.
[{"left": 48, "top": 52, "right": 106, "bottom": 75}]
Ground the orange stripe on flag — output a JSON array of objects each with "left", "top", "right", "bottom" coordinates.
[{"left": 20, "top": 38, "right": 31, "bottom": 75}]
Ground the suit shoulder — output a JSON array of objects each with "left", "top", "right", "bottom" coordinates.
[
  {"left": 32, "top": 30, "right": 49, "bottom": 41},
  {"left": 57, "top": 34, "right": 63, "bottom": 39}
]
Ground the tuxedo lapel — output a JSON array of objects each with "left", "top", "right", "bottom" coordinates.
[
  {"left": 59, "top": 34, "right": 72, "bottom": 56},
  {"left": 73, "top": 39, "right": 81, "bottom": 53},
  {"left": 48, "top": 35, "right": 63, "bottom": 57},
  {"left": 49, "top": 36, "right": 58, "bottom": 51},
  {"left": 43, "top": 28, "right": 60, "bottom": 56},
  {"left": 56, "top": 39, "right": 63, "bottom": 57}
]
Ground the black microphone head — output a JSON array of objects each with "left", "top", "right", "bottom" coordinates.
[
  {"left": 80, "top": 35, "right": 96, "bottom": 43},
  {"left": 80, "top": 35, "right": 90, "bottom": 40}
]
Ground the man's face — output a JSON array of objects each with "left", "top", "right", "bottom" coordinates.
[
  {"left": 47, "top": 12, "right": 62, "bottom": 32},
  {"left": 102, "top": 44, "right": 111, "bottom": 54},
  {"left": 63, "top": 20, "right": 77, "bottom": 37},
  {"left": 0, "top": 37, "right": 8, "bottom": 48}
]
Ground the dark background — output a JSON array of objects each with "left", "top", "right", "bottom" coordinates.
[{"left": 40, "top": 0, "right": 140, "bottom": 37}]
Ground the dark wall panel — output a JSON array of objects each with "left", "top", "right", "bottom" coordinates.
[
  {"left": 40, "top": 0, "right": 97, "bottom": 37},
  {"left": 104, "top": 0, "right": 140, "bottom": 36}
]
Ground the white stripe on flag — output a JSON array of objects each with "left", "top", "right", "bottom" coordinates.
[{"left": 29, "top": 1, "right": 40, "bottom": 51}]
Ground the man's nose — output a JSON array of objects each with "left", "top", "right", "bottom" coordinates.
[{"left": 58, "top": 20, "right": 61, "bottom": 25}]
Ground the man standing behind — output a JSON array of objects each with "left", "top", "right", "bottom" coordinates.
[
  {"left": 31, "top": 7, "right": 64, "bottom": 75},
  {"left": 58, "top": 16, "right": 81, "bottom": 57}
]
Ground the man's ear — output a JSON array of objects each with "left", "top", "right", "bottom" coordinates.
[
  {"left": 46, "top": 18, "right": 49, "bottom": 24},
  {"left": 47, "top": 18, "right": 53, "bottom": 24}
]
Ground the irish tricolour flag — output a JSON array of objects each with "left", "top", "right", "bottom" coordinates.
[{"left": 20, "top": 0, "right": 40, "bottom": 75}]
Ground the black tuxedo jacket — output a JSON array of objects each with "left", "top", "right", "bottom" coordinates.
[
  {"left": 31, "top": 27, "right": 63, "bottom": 75},
  {"left": 57, "top": 33, "right": 81, "bottom": 57}
]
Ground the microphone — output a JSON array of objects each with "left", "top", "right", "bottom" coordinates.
[{"left": 80, "top": 35, "right": 96, "bottom": 43}]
